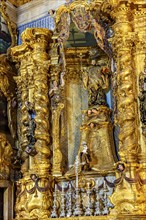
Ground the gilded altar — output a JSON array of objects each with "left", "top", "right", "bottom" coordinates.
[{"left": 0, "top": 0, "right": 146, "bottom": 219}]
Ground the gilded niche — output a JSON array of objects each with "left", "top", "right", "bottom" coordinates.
[
  {"left": 64, "top": 49, "right": 117, "bottom": 178},
  {"left": 79, "top": 55, "right": 117, "bottom": 172}
]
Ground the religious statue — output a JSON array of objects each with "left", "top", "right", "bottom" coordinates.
[
  {"left": 80, "top": 106, "right": 117, "bottom": 172},
  {"left": 65, "top": 56, "right": 117, "bottom": 177},
  {"left": 82, "top": 57, "right": 110, "bottom": 108},
  {"left": 79, "top": 141, "right": 91, "bottom": 172},
  {"left": 77, "top": 57, "right": 117, "bottom": 172}
]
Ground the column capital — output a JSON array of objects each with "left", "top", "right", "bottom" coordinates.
[{"left": 11, "top": 28, "right": 53, "bottom": 62}]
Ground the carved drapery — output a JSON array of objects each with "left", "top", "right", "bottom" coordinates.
[
  {"left": 54, "top": 0, "right": 112, "bottom": 57},
  {"left": 11, "top": 28, "right": 54, "bottom": 219}
]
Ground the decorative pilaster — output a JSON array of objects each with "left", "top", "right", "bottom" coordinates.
[{"left": 11, "top": 28, "right": 53, "bottom": 219}]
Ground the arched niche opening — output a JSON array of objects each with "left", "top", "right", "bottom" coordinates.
[
  {"left": 63, "top": 22, "right": 113, "bottom": 166},
  {"left": 50, "top": 1, "right": 118, "bottom": 175}
]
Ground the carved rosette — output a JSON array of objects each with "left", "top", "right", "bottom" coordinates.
[{"left": 11, "top": 28, "right": 54, "bottom": 219}]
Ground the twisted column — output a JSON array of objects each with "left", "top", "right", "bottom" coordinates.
[
  {"left": 101, "top": 1, "right": 146, "bottom": 217},
  {"left": 14, "top": 60, "right": 30, "bottom": 175},
  {"left": 11, "top": 28, "right": 53, "bottom": 219},
  {"left": 132, "top": 1, "right": 146, "bottom": 212},
  {"left": 111, "top": 4, "right": 139, "bottom": 163}
]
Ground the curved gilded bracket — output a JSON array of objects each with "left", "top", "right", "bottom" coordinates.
[{"left": 0, "top": 0, "right": 17, "bottom": 53}]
